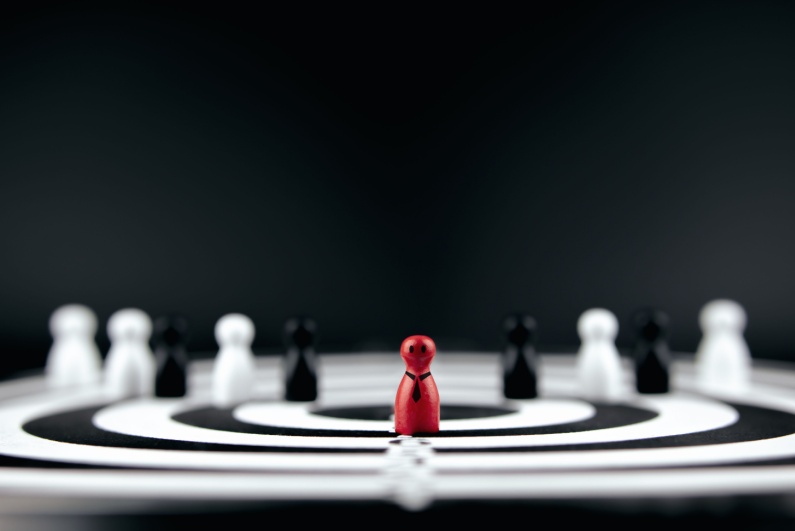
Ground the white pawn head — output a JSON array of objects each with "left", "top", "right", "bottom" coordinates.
[
  {"left": 577, "top": 308, "right": 619, "bottom": 341},
  {"left": 699, "top": 299, "right": 746, "bottom": 334},
  {"left": 49, "top": 304, "right": 97, "bottom": 338},
  {"left": 107, "top": 308, "right": 152, "bottom": 342},
  {"left": 215, "top": 313, "right": 255, "bottom": 347}
]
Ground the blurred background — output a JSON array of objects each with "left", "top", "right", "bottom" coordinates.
[{"left": 1, "top": 1, "right": 794, "bottom": 378}]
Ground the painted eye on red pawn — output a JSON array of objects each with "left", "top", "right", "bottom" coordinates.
[
  {"left": 421, "top": 345, "right": 426, "bottom": 353},
  {"left": 409, "top": 345, "right": 414, "bottom": 353}
]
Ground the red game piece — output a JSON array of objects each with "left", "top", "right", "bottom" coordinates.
[{"left": 394, "top": 335, "right": 440, "bottom": 435}]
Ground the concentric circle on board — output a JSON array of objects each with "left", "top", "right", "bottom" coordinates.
[{"left": 5, "top": 353, "right": 795, "bottom": 475}]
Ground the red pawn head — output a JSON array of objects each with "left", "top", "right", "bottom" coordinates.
[
  {"left": 400, "top": 335, "right": 436, "bottom": 372},
  {"left": 394, "top": 335, "right": 440, "bottom": 435}
]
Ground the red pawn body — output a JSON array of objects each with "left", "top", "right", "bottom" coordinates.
[{"left": 394, "top": 335, "right": 440, "bottom": 435}]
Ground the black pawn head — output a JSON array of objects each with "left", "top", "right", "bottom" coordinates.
[
  {"left": 153, "top": 314, "right": 190, "bottom": 348},
  {"left": 632, "top": 308, "right": 670, "bottom": 343},
  {"left": 284, "top": 316, "right": 317, "bottom": 349},
  {"left": 503, "top": 314, "right": 537, "bottom": 347}
]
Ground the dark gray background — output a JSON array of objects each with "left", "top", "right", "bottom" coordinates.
[{"left": 1, "top": 1, "right": 794, "bottom": 377}]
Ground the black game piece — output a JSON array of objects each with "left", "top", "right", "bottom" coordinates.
[
  {"left": 502, "top": 313, "right": 538, "bottom": 399},
  {"left": 153, "top": 314, "right": 190, "bottom": 397},
  {"left": 632, "top": 307, "right": 671, "bottom": 394},
  {"left": 283, "top": 316, "right": 318, "bottom": 402}
]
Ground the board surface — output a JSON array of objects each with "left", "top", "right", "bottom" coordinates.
[{"left": 3, "top": 351, "right": 795, "bottom": 529}]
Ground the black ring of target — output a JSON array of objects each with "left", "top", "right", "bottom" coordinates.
[{"left": 18, "top": 400, "right": 795, "bottom": 458}]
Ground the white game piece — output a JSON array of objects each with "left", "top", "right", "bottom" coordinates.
[
  {"left": 211, "top": 313, "right": 257, "bottom": 408},
  {"left": 576, "top": 308, "right": 624, "bottom": 402},
  {"left": 45, "top": 304, "right": 103, "bottom": 389},
  {"left": 384, "top": 437, "right": 435, "bottom": 511},
  {"left": 104, "top": 308, "right": 156, "bottom": 399},
  {"left": 694, "top": 299, "right": 752, "bottom": 395}
]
